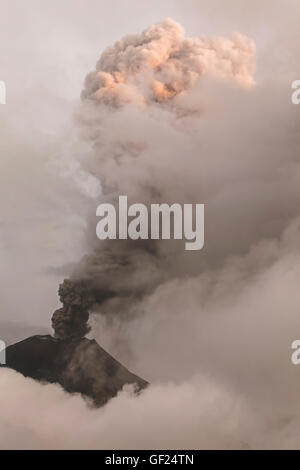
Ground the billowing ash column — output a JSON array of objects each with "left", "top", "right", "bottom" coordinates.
[
  {"left": 51, "top": 19, "right": 256, "bottom": 339},
  {"left": 51, "top": 280, "right": 95, "bottom": 340}
]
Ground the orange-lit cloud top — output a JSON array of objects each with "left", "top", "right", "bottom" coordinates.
[{"left": 81, "top": 19, "right": 256, "bottom": 108}]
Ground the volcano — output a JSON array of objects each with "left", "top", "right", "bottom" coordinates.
[{"left": 1, "top": 335, "right": 148, "bottom": 406}]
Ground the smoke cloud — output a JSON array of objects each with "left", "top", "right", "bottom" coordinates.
[
  {"left": 54, "top": 19, "right": 258, "bottom": 338},
  {"left": 52, "top": 280, "right": 94, "bottom": 339},
  {"left": 81, "top": 18, "right": 255, "bottom": 106},
  {"left": 2, "top": 1, "right": 300, "bottom": 449}
]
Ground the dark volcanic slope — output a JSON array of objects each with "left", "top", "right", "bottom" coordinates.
[{"left": 2, "top": 335, "right": 148, "bottom": 406}]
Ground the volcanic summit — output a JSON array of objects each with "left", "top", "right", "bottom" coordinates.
[{"left": 1, "top": 280, "right": 148, "bottom": 406}]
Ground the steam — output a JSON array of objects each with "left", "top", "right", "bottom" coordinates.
[{"left": 52, "top": 19, "right": 257, "bottom": 339}]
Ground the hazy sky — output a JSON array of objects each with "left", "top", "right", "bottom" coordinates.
[{"left": 1, "top": 0, "right": 300, "bottom": 450}]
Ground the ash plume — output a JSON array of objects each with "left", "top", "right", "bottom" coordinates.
[
  {"left": 52, "top": 280, "right": 94, "bottom": 339},
  {"left": 52, "top": 19, "right": 257, "bottom": 338},
  {"left": 3, "top": 0, "right": 300, "bottom": 451},
  {"left": 81, "top": 18, "right": 255, "bottom": 107}
]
